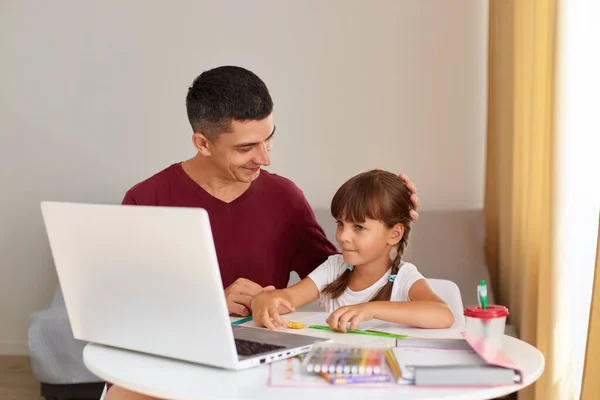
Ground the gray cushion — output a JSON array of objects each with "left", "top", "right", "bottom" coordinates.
[{"left": 28, "top": 294, "right": 101, "bottom": 383}]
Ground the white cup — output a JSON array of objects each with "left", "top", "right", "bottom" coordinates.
[{"left": 463, "top": 305, "right": 509, "bottom": 349}]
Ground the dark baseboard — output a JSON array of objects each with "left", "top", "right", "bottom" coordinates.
[{"left": 41, "top": 382, "right": 105, "bottom": 400}]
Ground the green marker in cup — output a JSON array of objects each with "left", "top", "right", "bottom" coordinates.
[
  {"left": 477, "top": 280, "right": 489, "bottom": 338},
  {"left": 478, "top": 280, "right": 488, "bottom": 310}
]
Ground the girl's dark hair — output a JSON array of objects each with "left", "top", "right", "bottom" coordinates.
[{"left": 321, "top": 170, "right": 413, "bottom": 302}]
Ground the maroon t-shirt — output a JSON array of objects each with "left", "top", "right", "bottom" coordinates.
[{"left": 121, "top": 163, "right": 338, "bottom": 289}]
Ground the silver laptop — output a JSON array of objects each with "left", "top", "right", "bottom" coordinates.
[{"left": 40, "top": 201, "right": 328, "bottom": 369}]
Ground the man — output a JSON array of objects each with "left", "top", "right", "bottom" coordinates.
[{"left": 105, "top": 66, "right": 419, "bottom": 400}]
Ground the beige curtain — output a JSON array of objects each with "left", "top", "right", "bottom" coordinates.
[
  {"left": 485, "top": 1, "right": 573, "bottom": 399},
  {"left": 581, "top": 219, "right": 600, "bottom": 399}
]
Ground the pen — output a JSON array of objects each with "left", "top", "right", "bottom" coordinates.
[
  {"left": 308, "top": 325, "right": 408, "bottom": 339},
  {"left": 359, "top": 348, "right": 368, "bottom": 375},
  {"left": 323, "top": 347, "right": 335, "bottom": 374},
  {"left": 478, "top": 280, "right": 488, "bottom": 310},
  {"left": 231, "top": 316, "right": 253, "bottom": 325},
  {"left": 306, "top": 347, "right": 324, "bottom": 373},
  {"left": 385, "top": 349, "right": 402, "bottom": 380},
  {"left": 335, "top": 348, "right": 348, "bottom": 374},
  {"left": 349, "top": 348, "right": 359, "bottom": 375},
  {"left": 319, "top": 372, "right": 391, "bottom": 385},
  {"left": 328, "top": 348, "right": 343, "bottom": 374},
  {"left": 367, "top": 348, "right": 383, "bottom": 375}
]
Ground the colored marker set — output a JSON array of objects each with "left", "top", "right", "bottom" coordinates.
[{"left": 303, "top": 345, "right": 390, "bottom": 385}]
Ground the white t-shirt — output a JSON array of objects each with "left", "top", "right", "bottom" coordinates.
[{"left": 308, "top": 254, "right": 425, "bottom": 312}]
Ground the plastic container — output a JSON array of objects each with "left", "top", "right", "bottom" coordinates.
[{"left": 463, "top": 305, "right": 509, "bottom": 349}]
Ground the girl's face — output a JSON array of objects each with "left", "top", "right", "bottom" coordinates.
[{"left": 335, "top": 218, "right": 403, "bottom": 268}]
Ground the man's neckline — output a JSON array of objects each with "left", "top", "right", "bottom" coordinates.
[{"left": 174, "top": 162, "right": 259, "bottom": 205}]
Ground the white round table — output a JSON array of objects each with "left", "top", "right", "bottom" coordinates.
[{"left": 84, "top": 312, "right": 544, "bottom": 400}]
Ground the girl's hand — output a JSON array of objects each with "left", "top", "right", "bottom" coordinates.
[
  {"left": 250, "top": 291, "right": 295, "bottom": 330},
  {"left": 326, "top": 303, "right": 375, "bottom": 332}
]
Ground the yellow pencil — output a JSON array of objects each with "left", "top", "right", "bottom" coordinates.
[{"left": 385, "top": 349, "right": 402, "bottom": 381}]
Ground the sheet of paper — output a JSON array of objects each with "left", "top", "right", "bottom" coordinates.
[
  {"left": 287, "top": 313, "right": 386, "bottom": 331},
  {"left": 369, "top": 323, "right": 465, "bottom": 339},
  {"left": 235, "top": 314, "right": 463, "bottom": 340}
]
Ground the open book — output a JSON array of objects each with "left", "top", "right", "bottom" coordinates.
[{"left": 385, "top": 333, "right": 523, "bottom": 386}]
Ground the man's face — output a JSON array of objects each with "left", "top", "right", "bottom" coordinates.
[{"left": 208, "top": 114, "right": 275, "bottom": 183}]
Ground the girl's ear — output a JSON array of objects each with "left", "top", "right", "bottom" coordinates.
[{"left": 387, "top": 224, "right": 405, "bottom": 246}]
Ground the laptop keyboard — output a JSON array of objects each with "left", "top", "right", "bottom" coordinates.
[{"left": 234, "top": 338, "right": 286, "bottom": 356}]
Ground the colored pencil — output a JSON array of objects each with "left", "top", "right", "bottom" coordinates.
[
  {"left": 385, "top": 348, "right": 402, "bottom": 381},
  {"left": 319, "top": 372, "right": 391, "bottom": 385},
  {"left": 231, "top": 316, "right": 253, "bottom": 325}
]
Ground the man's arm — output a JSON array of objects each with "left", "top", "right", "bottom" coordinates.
[{"left": 121, "top": 189, "right": 139, "bottom": 205}]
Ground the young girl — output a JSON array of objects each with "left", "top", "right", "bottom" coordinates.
[{"left": 251, "top": 170, "right": 454, "bottom": 331}]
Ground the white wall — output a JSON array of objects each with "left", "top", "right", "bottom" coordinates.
[{"left": 0, "top": 0, "right": 488, "bottom": 354}]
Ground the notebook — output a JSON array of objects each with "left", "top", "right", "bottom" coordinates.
[{"left": 385, "top": 333, "right": 523, "bottom": 386}]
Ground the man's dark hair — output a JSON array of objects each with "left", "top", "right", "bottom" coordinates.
[{"left": 185, "top": 66, "right": 273, "bottom": 141}]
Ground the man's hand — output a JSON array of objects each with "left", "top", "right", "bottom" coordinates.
[
  {"left": 326, "top": 303, "right": 376, "bottom": 332},
  {"left": 400, "top": 174, "right": 420, "bottom": 221},
  {"left": 224, "top": 278, "right": 274, "bottom": 317},
  {"left": 375, "top": 169, "right": 420, "bottom": 220}
]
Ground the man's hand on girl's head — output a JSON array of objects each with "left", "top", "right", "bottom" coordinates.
[
  {"left": 400, "top": 174, "right": 420, "bottom": 220},
  {"left": 374, "top": 168, "right": 420, "bottom": 220}
]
